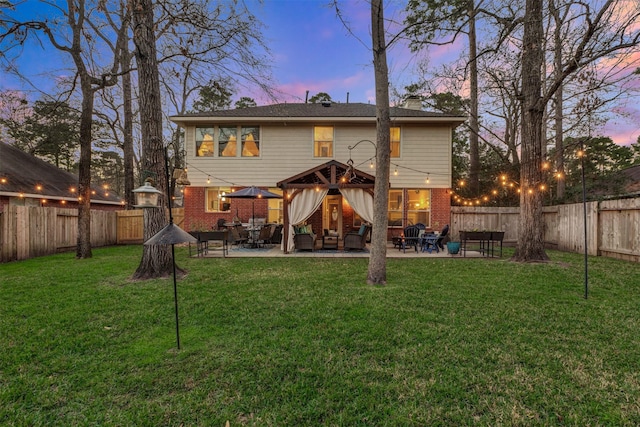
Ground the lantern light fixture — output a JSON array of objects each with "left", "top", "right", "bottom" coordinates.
[{"left": 132, "top": 179, "right": 163, "bottom": 208}]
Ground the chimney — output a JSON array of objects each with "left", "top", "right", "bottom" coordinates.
[{"left": 402, "top": 95, "right": 422, "bottom": 110}]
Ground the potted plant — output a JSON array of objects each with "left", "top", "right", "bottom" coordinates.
[{"left": 446, "top": 241, "right": 461, "bottom": 255}]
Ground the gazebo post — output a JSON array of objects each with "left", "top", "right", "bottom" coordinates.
[{"left": 283, "top": 189, "right": 290, "bottom": 254}]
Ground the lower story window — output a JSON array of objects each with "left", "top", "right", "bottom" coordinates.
[
  {"left": 267, "top": 188, "right": 283, "bottom": 223},
  {"left": 407, "top": 189, "right": 431, "bottom": 227},
  {"left": 388, "top": 189, "right": 403, "bottom": 226},
  {"left": 205, "top": 187, "right": 231, "bottom": 212}
]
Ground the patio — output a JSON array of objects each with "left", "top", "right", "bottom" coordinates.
[{"left": 196, "top": 242, "right": 488, "bottom": 258}]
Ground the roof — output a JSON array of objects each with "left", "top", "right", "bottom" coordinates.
[
  {"left": 170, "top": 102, "right": 467, "bottom": 126},
  {"left": 622, "top": 164, "right": 640, "bottom": 193},
  {"left": 0, "top": 143, "right": 122, "bottom": 205},
  {"left": 277, "top": 160, "right": 376, "bottom": 194}
]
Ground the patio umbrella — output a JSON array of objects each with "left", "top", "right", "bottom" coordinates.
[{"left": 225, "top": 186, "right": 282, "bottom": 225}]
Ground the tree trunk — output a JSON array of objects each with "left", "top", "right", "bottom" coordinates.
[
  {"left": 512, "top": 0, "right": 549, "bottom": 262},
  {"left": 367, "top": 0, "right": 391, "bottom": 285},
  {"left": 468, "top": 1, "right": 480, "bottom": 196},
  {"left": 551, "top": 0, "right": 565, "bottom": 200},
  {"left": 121, "top": 46, "right": 136, "bottom": 210},
  {"left": 75, "top": 75, "right": 94, "bottom": 259},
  {"left": 131, "top": 0, "right": 173, "bottom": 279}
]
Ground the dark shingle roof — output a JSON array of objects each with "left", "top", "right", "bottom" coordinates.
[
  {"left": 171, "top": 102, "right": 466, "bottom": 122},
  {"left": 0, "top": 143, "right": 122, "bottom": 204}
]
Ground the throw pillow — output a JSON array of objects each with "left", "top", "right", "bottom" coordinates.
[{"left": 358, "top": 224, "right": 367, "bottom": 236}]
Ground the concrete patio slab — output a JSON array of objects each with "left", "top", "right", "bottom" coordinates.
[{"left": 195, "top": 243, "right": 488, "bottom": 258}]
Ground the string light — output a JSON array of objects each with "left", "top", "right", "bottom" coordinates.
[
  {"left": 394, "top": 166, "right": 398, "bottom": 176},
  {"left": 452, "top": 157, "right": 569, "bottom": 206},
  {"left": 425, "top": 174, "right": 430, "bottom": 184},
  {"left": 207, "top": 175, "right": 211, "bottom": 184}
]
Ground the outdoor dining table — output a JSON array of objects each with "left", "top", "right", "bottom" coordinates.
[
  {"left": 246, "top": 226, "right": 262, "bottom": 248},
  {"left": 420, "top": 233, "right": 440, "bottom": 253}
]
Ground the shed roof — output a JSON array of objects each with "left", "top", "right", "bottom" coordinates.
[{"left": 0, "top": 143, "right": 122, "bottom": 204}]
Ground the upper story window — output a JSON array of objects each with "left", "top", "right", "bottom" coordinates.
[
  {"left": 241, "top": 127, "right": 260, "bottom": 157},
  {"left": 219, "top": 126, "right": 237, "bottom": 157},
  {"left": 391, "top": 126, "right": 400, "bottom": 157},
  {"left": 196, "top": 127, "right": 214, "bottom": 157},
  {"left": 314, "top": 126, "right": 333, "bottom": 157},
  {"left": 195, "top": 125, "right": 260, "bottom": 158}
]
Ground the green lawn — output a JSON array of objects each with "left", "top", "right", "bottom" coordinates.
[{"left": 1, "top": 245, "right": 639, "bottom": 426}]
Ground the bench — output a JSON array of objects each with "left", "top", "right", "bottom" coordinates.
[{"left": 189, "top": 230, "right": 229, "bottom": 257}]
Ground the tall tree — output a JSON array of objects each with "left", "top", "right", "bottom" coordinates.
[
  {"left": 367, "top": 0, "right": 391, "bottom": 285},
  {"left": 515, "top": 0, "right": 548, "bottom": 261},
  {"left": 404, "top": 0, "right": 482, "bottom": 194},
  {"left": 121, "top": 43, "right": 136, "bottom": 209},
  {"left": 514, "top": 0, "right": 640, "bottom": 261},
  {"left": 190, "top": 79, "right": 233, "bottom": 112},
  {"left": 235, "top": 96, "right": 257, "bottom": 109},
  {"left": 308, "top": 92, "right": 333, "bottom": 103},
  {"left": 29, "top": 100, "right": 81, "bottom": 170},
  {"left": 0, "top": 1, "right": 129, "bottom": 259},
  {"left": 131, "top": 0, "right": 174, "bottom": 279}
]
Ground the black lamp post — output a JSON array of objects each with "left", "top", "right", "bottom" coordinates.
[
  {"left": 132, "top": 147, "right": 196, "bottom": 349},
  {"left": 344, "top": 139, "right": 377, "bottom": 182}
]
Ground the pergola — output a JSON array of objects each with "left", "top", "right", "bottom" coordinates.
[{"left": 277, "top": 160, "right": 376, "bottom": 253}]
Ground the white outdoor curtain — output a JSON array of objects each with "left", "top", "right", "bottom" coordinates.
[
  {"left": 284, "top": 188, "right": 329, "bottom": 252},
  {"left": 340, "top": 188, "right": 374, "bottom": 224}
]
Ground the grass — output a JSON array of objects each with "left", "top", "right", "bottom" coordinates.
[{"left": 1, "top": 245, "right": 640, "bottom": 426}]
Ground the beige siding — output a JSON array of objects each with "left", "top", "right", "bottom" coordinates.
[{"left": 183, "top": 122, "right": 452, "bottom": 188}]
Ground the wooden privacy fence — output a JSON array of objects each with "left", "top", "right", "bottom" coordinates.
[
  {"left": 0, "top": 206, "right": 185, "bottom": 262},
  {"left": 451, "top": 197, "right": 640, "bottom": 262},
  {"left": 116, "top": 208, "right": 184, "bottom": 244},
  {"left": 0, "top": 206, "right": 117, "bottom": 262}
]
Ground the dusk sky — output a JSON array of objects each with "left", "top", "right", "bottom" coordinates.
[
  {"left": 246, "top": 0, "right": 419, "bottom": 104},
  {"left": 0, "top": 0, "right": 638, "bottom": 146}
]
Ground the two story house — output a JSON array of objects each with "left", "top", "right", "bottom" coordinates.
[{"left": 169, "top": 101, "right": 465, "bottom": 251}]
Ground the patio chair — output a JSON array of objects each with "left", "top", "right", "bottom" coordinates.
[
  {"left": 436, "top": 224, "right": 450, "bottom": 250},
  {"left": 293, "top": 231, "right": 316, "bottom": 251},
  {"left": 256, "top": 225, "right": 273, "bottom": 248},
  {"left": 401, "top": 225, "right": 421, "bottom": 253},
  {"left": 344, "top": 224, "right": 370, "bottom": 251},
  {"left": 270, "top": 224, "right": 283, "bottom": 244},
  {"left": 229, "top": 226, "right": 248, "bottom": 248},
  {"left": 292, "top": 223, "right": 316, "bottom": 251}
]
